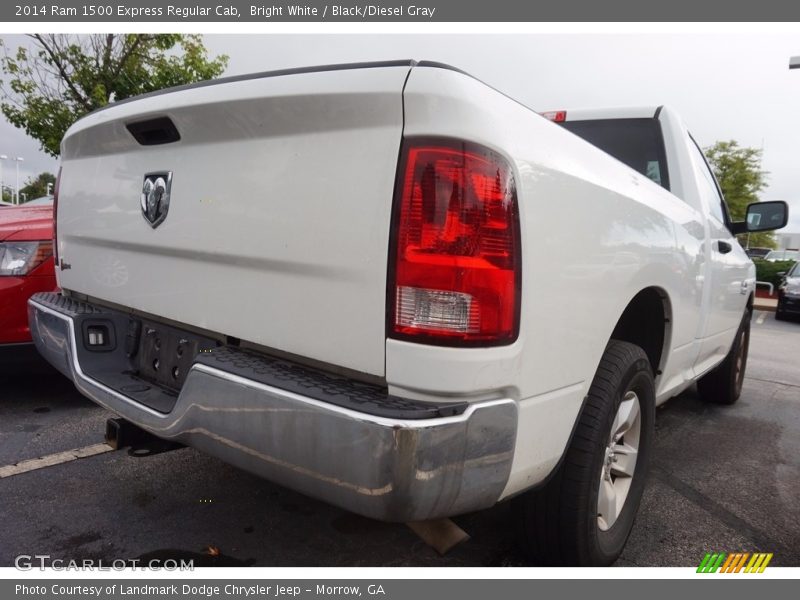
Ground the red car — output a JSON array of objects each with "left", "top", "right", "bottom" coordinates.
[{"left": 0, "top": 199, "right": 58, "bottom": 363}]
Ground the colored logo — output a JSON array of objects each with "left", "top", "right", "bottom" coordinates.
[{"left": 697, "top": 552, "right": 773, "bottom": 573}]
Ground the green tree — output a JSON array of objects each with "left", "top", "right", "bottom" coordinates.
[
  {"left": 704, "top": 140, "right": 775, "bottom": 249},
  {"left": 0, "top": 34, "right": 228, "bottom": 157},
  {"left": 19, "top": 171, "right": 56, "bottom": 200}
]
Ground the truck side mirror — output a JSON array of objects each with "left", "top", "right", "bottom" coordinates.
[{"left": 732, "top": 201, "right": 789, "bottom": 234}]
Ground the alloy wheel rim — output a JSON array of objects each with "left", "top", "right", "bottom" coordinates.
[{"left": 597, "top": 390, "right": 641, "bottom": 531}]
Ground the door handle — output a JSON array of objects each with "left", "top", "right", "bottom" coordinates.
[{"left": 716, "top": 240, "right": 733, "bottom": 254}]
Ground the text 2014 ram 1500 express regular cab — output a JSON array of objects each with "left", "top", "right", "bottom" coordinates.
[{"left": 29, "top": 61, "right": 788, "bottom": 566}]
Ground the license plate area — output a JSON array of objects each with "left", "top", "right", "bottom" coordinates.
[{"left": 135, "top": 320, "right": 218, "bottom": 391}]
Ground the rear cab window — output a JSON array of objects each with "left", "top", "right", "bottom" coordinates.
[{"left": 560, "top": 118, "right": 671, "bottom": 191}]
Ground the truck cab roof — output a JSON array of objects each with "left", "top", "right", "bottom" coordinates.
[{"left": 555, "top": 106, "right": 663, "bottom": 121}]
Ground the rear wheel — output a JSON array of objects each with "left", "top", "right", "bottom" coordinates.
[
  {"left": 515, "top": 340, "right": 655, "bottom": 566},
  {"left": 697, "top": 310, "right": 751, "bottom": 405}
]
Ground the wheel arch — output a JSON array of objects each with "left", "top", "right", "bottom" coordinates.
[{"left": 608, "top": 286, "right": 673, "bottom": 381}]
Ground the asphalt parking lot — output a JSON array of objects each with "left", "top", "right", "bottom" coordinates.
[{"left": 1, "top": 310, "right": 798, "bottom": 568}]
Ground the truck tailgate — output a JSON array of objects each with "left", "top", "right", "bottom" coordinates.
[{"left": 56, "top": 64, "right": 411, "bottom": 377}]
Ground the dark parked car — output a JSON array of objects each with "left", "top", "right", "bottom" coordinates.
[
  {"left": 745, "top": 247, "right": 771, "bottom": 259},
  {"left": 776, "top": 261, "right": 800, "bottom": 321}
]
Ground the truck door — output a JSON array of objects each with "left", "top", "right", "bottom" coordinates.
[{"left": 686, "top": 136, "right": 750, "bottom": 373}]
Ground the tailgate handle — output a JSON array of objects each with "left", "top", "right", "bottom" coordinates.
[{"left": 126, "top": 116, "right": 181, "bottom": 146}]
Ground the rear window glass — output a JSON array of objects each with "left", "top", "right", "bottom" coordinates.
[{"left": 561, "top": 118, "right": 670, "bottom": 191}]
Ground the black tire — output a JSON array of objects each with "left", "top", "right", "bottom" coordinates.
[
  {"left": 697, "top": 310, "right": 751, "bottom": 405},
  {"left": 514, "top": 340, "right": 655, "bottom": 566},
  {"left": 775, "top": 301, "right": 786, "bottom": 321}
]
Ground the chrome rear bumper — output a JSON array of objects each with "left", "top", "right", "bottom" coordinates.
[{"left": 28, "top": 293, "right": 517, "bottom": 521}]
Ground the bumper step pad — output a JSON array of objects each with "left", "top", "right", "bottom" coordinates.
[{"left": 196, "top": 347, "right": 468, "bottom": 420}]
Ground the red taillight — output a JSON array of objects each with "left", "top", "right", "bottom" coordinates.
[
  {"left": 53, "top": 167, "right": 61, "bottom": 267},
  {"left": 541, "top": 110, "right": 567, "bottom": 122},
  {"left": 388, "top": 139, "right": 521, "bottom": 346}
]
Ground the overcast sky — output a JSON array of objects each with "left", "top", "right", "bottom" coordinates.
[{"left": 2, "top": 33, "right": 799, "bottom": 231}]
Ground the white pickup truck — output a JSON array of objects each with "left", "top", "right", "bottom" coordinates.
[{"left": 28, "top": 60, "right": 788, "bottom": 566}]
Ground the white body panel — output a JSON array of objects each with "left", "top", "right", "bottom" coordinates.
[
  {"left": 396, "top": 68, "right": 752, "bottom": 496},
  {"left": 55, "top": 63, "right": 754, "bottom": 500}
]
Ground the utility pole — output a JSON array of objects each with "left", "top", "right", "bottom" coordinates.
[
  {"left": 0, "top": 155, "right": 6, "bottom": 202},
  {"left": 13, "top": 156, "right": 24, "bottom": 204}
]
